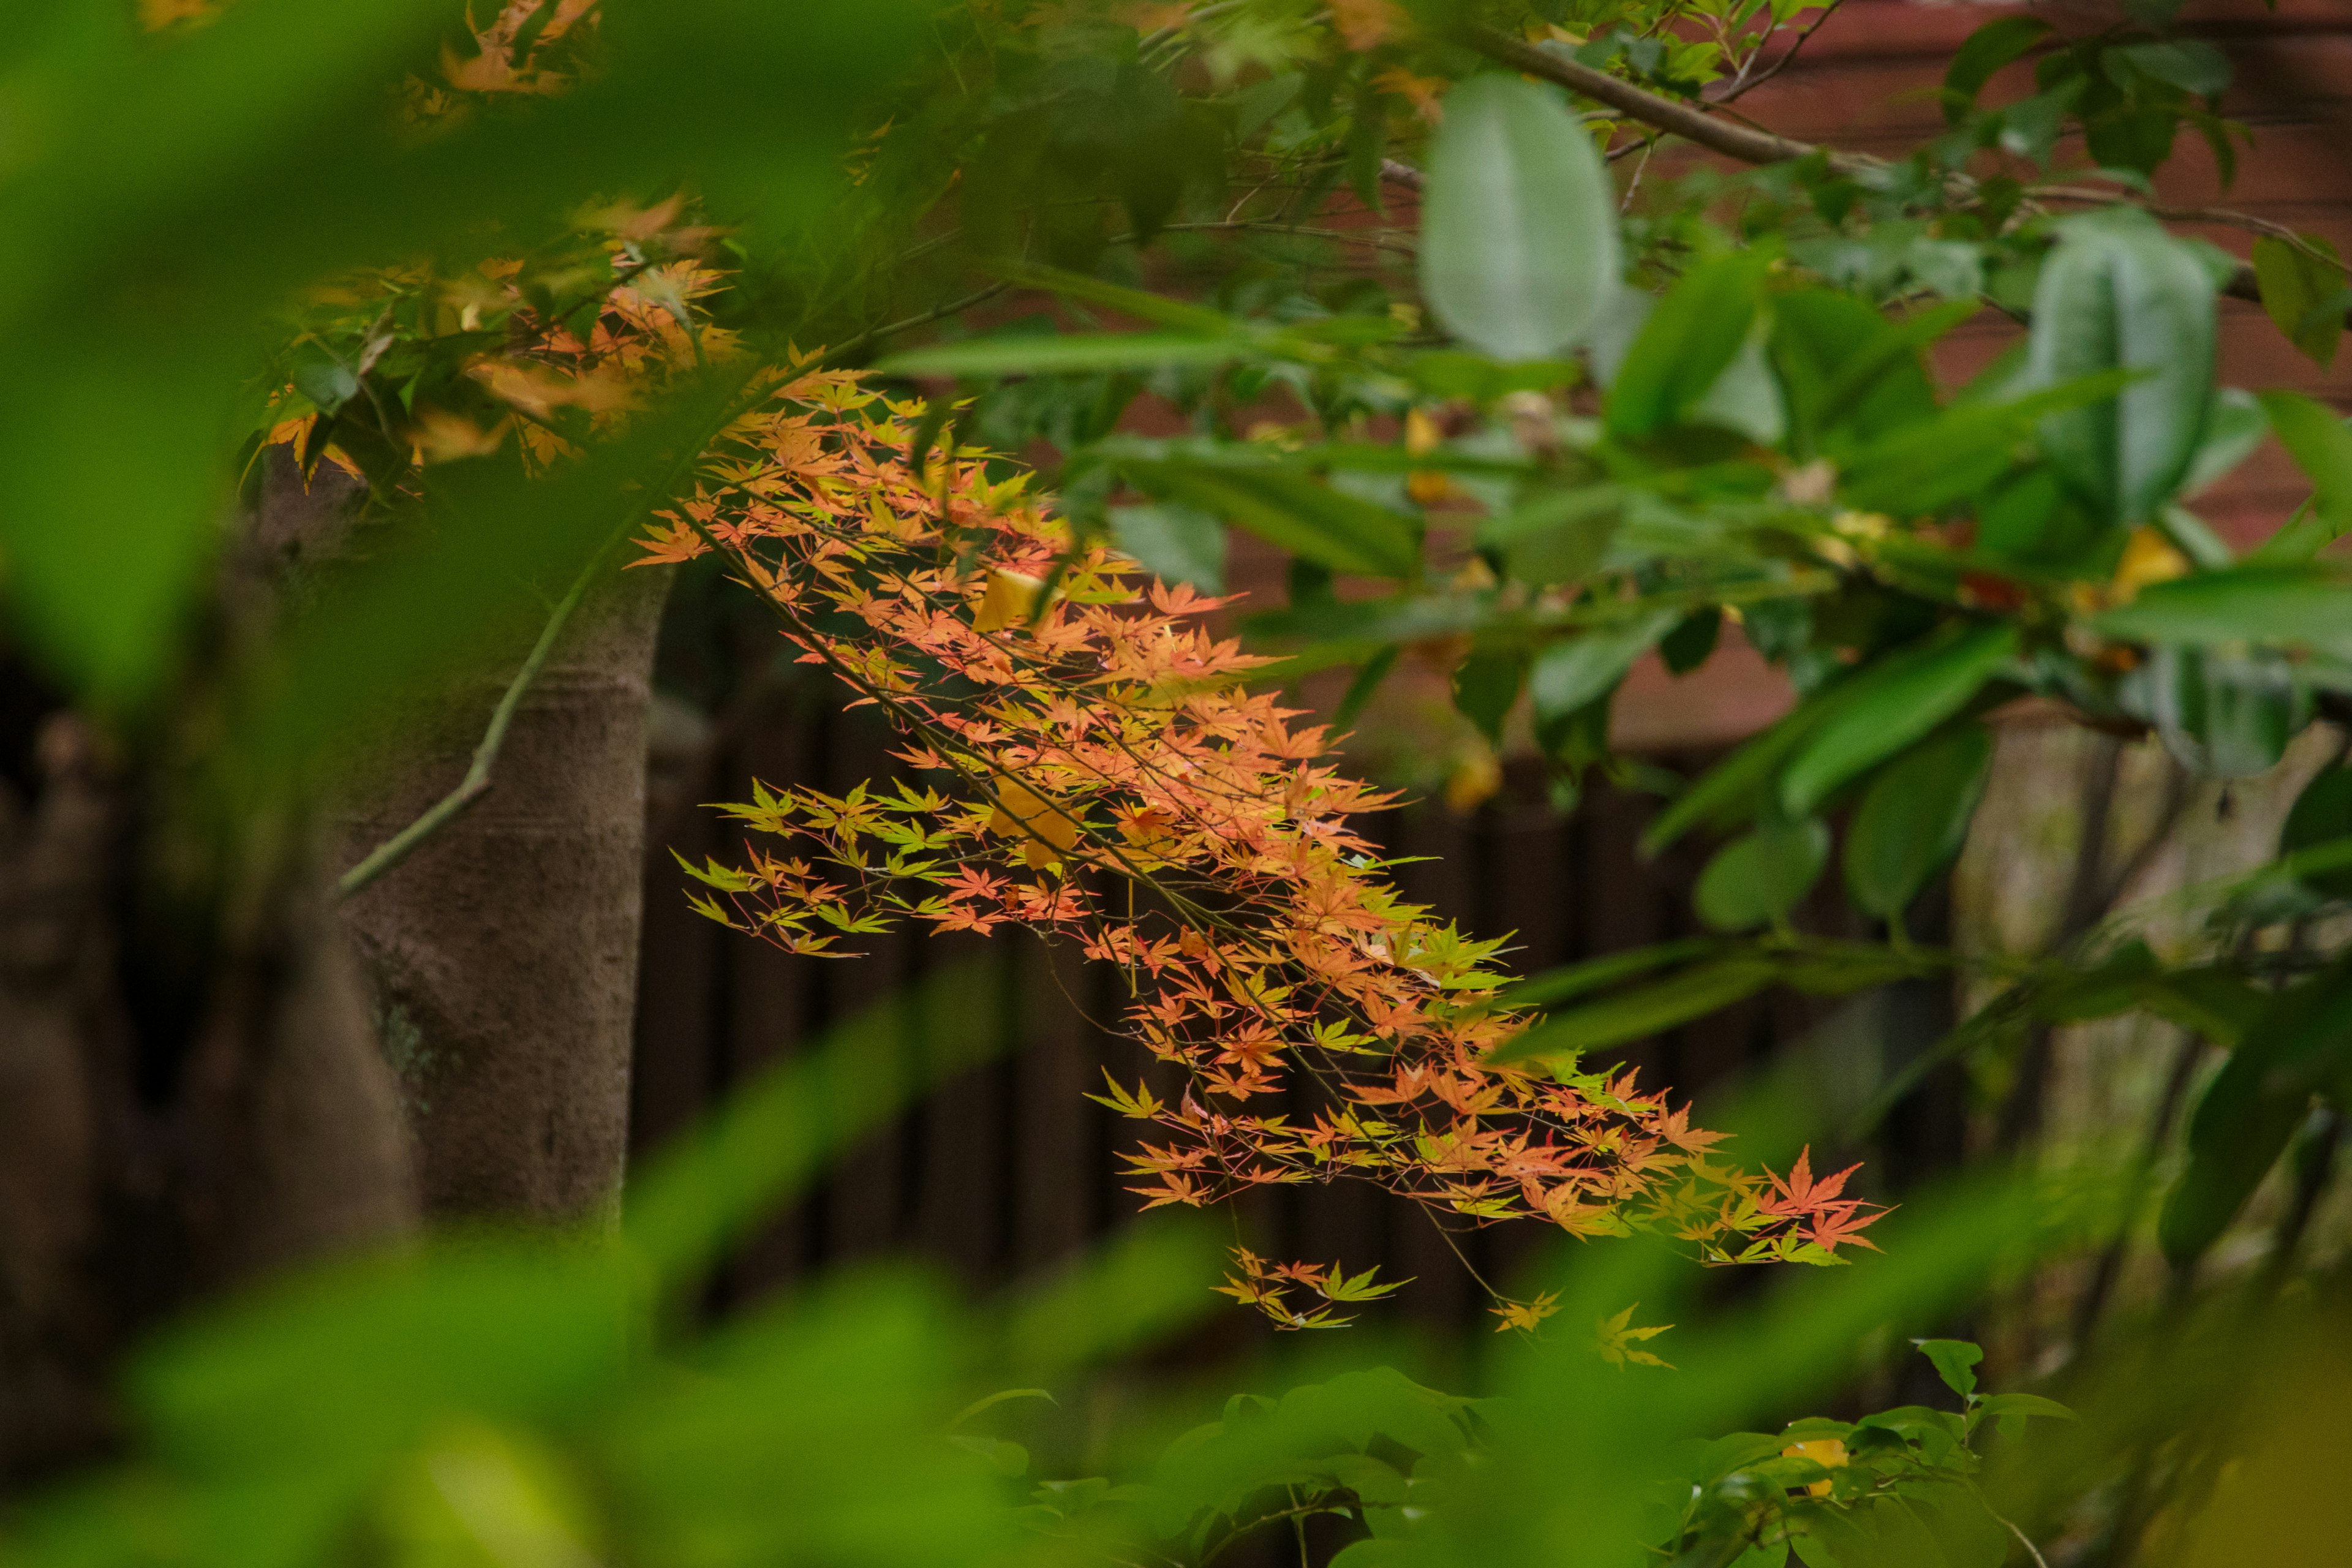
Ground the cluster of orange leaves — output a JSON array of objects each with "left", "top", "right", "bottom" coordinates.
[{"left": 635, "top": 368, "right": 1879, "bottom": 1321}]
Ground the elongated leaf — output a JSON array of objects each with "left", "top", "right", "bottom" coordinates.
[
  {"left": 1642, "top": 697, "right": 1834, "bottom": 857},
  {"left": 2092, "top": 566, "right": 2352, "bottom": 649},
  {"left": 1836, "top": 369, "right": 2136, "bottom": 516},
  {"left": 2160, "top": 959, "right": 2352, "bottom": 1268},
  {"left": 2028, "top": 211, "right": 2217, "bottom": 526},
  {"left": 1781, "top": 625, "right": 2018, "bottom": 815},
  {"left": 2284, "top": 761, "right": 2352, "bottom": 899},
  {"left": 878, "top": 333, "right": 1254, "bottom": 376},
  {"left": 2180, "top": 387, "right": 2268, "bottom": 499},
  {"left": 1943, "top": 17, "right": 2052, "bottom": 121},
  {"left": 1481, "top": 486, "right": 1623, "bottom": 587},
  {"left": 1528, "top": 610, "right": 1678, "bottom": 750},
  {"left": 1695, "top": 819, "right": 1829, "bottom": 932},
  {"left": 1120, "top": 462, "right": 1419, "bottom": 578},
  {"left": 1483, "top": 957, "right": 1781, "bottom": 1066},
  {"left": 1452, "top": 647, "right": 1526, "bottom": 744},
  {"left": 2253, "top": 390, "right": 2352, "bottom": 559},
  {"left": 1419, "top": 74, "right": 1621, "bottom": 362},
  {"left": 2144, "top": 645, "right": 2304, "bottom": 780},
  {"left": 2252, "top": 234, "right": 2347, "bottom": 370},
  {"left": 1491, "top": 938, "right": 1723, "bottom": 1012},
  {"left": 1770, "top": 289, "right": 1951, "bottom": 458},
  {"left": 990, "top": 261, "right": 1237, "bottom": 335},
  {"left": 1607, "top": 252, "right": 1768, "bottom": 439},
  {"left": 1843, "top": 723, "right": 1993, "bottom": 919}
]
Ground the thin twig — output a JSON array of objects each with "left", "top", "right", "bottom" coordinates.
[
  {"left": 825, "top": 281, "right": 1016, "bottom": 366},
  {"left": 1999, "top": 1512, "right": 2053, "bottom": 1568},
  {"left": 1712, "top": 0, "right": 1845, "bottom": 105},
  {"left": 336, "top": 539, "right": 611, "bottom": 899}
]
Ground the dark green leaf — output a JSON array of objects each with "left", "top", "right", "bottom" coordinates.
[
  {"left": 2284, "top": 761, "right": 2352, "bottom": 899},
  {"left": 1780, "top": 625, "right": 2018, "bottom": 816},
  {"left": 1843, "top": 723, "right": 1993, "bottom": 919},
  {"left": 1607, "top": 252, "right": 1768, "bottom": 440},
  {"left": 1942, "top": 17, "right": 2053, "bottom": 124},
  {"left": 2142, "top": 645, "right": 2304, "bottom": 779},
  {"left": 1419, "top": 74, "right": 1621, "bottom": 361},
  {"left": 2093, "top": 566, "right": 2352, "bottom": 649},
  {"left": 2253, "top": 390, "right": 2352, "bottom": 559},
  {"left": 1453, "top": 647, "right": 1527, "bottom": 744},
  {"left": 1660, "top": 608, "right": 1723, "bottom": 674},
  {"left": 1695, "top": 820, "right": 1830, "bottom": 932},
  {"left": 1912, "top": 1338, "right": 1981, "bottom": 1400},
  {"left": 1482, "top": 486, "right": 1623, "bottom": 587},
  {"left": 1528, "top": 611, "right": 1678, "bottom": 750},
  {"left": 2252, "top": 235, "right": 2346, "bottom": 370},
  {"left": 2027, "top": 211, "right": 2217, "bottom": 525},
  {"left": 2160, "top": 959, "right": 2352, "bottom": 1267}
]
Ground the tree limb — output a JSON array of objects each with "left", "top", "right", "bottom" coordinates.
[{"left": 1454, "top": 20, "right": 2332, "bottom": 322}]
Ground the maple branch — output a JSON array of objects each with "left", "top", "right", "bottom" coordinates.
[{"left": 336, "top": 543, "right": 600, "bottom": 900}]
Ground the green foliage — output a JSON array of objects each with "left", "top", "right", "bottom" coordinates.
[
  {"left": 14, "top": 2, "right": 2352, "bottom": 1565},
  {"left": 1419, "top": 74, "right": 1621, "bottom": 362}
]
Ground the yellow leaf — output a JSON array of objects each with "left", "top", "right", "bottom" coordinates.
[
  {"left": 2112, "top": 525, "right": 2192, "bottom": 601},
  {"left": 1781, "top": 1438, "right": 1847, "bottom": 1496},
  {"left": 987, "top": 779, "right": 1082, "bottom": 859},
  {"left": 974, "top": 569, "right": 1046, "bottom": 632}
]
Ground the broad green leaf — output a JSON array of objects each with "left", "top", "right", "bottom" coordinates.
[
  {"left": 1843, "top": 723, "right": 1993, "bottom": 919},
  {"left": 877, "top": 333, "right": 1254, "bottom": 376},
  {"left": 2027, "top": 211, "right": 2217, "bottom": 525},
  {"left": 1696, "top": 819, "right": 1830, "bottom": 932},
  {"left": 1607, "top": 252, "right": 1768, "bottom": 439},
  {"left": 1483, "top": 957, "right": 1781, "bottom": 1066},
  {"left": 1419, "top": 74, "right": 1621, "bottom": 361},
  {"left": 2109, "top": 39, "right": 2231, "bottom": 96},
  {"left": 1912, "top": 1338, "right": 1982, "bottom": 1399},
  {"left": 1836, "top": 369, "right": 2135, "bottom": 517},
  {"left": 2143, "top": 646, "right": 2304, "bottom": 780},
  {"left": 2253, "top": 390, "right": 2352, "bottom": 558},
  {"left": 1780, "top": 625, "right": 2018, "bottom": 816},
  {"left": 1110, "top": 502, "right": 1227, "bottom": 594},
  {"left": 1942, "top": 17, "right": 2052, "bottom": 123},
  {"left": 2179, "top": 387, "right": 2268, "bottom": 499},
  {"left": 2092, "top": 566, "right": 2352, "bottom": 649},
  {"left": 1119, "top": 462, "right": 1419, "bottom": 578},
  {"left": 2282, "top": 761, "right": 2352, "bottom": 899},
  {"left": 1452, "top": 647, "right": 1526, "bottom": 744},
  {"left": 2252, "top": 234, "right": 2346, "bottom": 370},
  {"left": 2160, "top": 959, "right": 2352, "bottom": 1267},
  {"left": 1528, "top": 610, "right": 1679, "bottom": 752},
  {"left": 1770, "top": 289, "right": 1945, "bottom": 458},
  {"left": 1481, "top": 485, "right": 1623, "bottom": 587}
]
